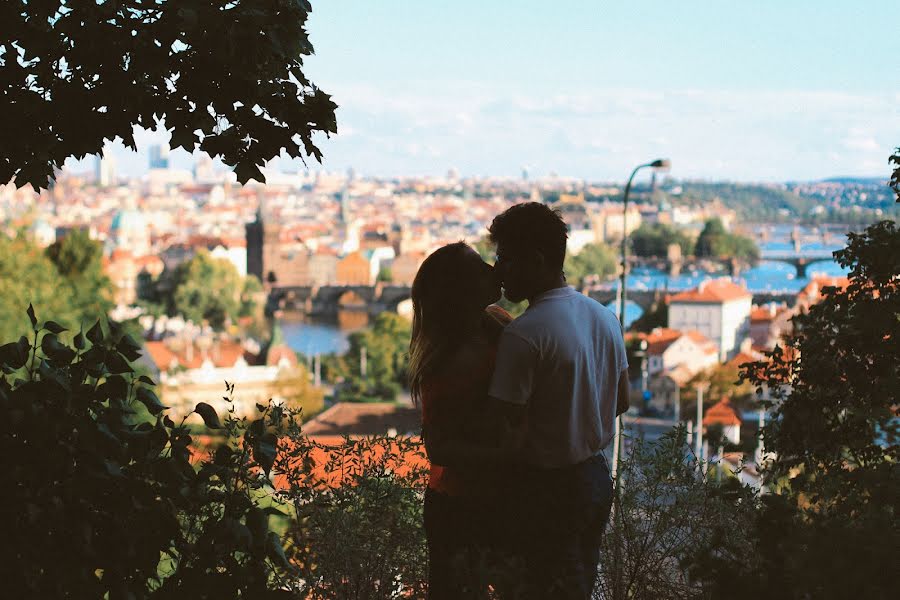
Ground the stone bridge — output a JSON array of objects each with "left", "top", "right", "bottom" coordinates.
[
  {"left": 270, "top": 284, "right": 412, "bottom": 317},
  {"left": 585, "top": 286, "right": 805, "bottom": 313}
]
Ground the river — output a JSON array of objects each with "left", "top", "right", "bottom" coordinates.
[{"left": 281, "top": 239, "right": 852, "bottom": 354}]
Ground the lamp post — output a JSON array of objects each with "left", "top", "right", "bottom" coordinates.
[
  {"left": 613, "top": 158, "right": 670, "bottom": 485},
  {"left": 618, "top": 158, "right": 671, "bottom": 328}
]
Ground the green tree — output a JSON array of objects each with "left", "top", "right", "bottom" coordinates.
[
  {"left": 0, "top": 307, "right": 300, "bottom": 597},
  {"left": 564, "top": 242, "right": 618, "bottom": 287},
  {"left": 341, "top": 313, "right": 411, "bottom": 402},
  {"left": 891, "top": 147, "right": 900, "bottom": 202},
  {"left": 0, "top": 233, "right": 77, "bottom": 341},
  {"left": 3, "top": 0, "right": 337, "bottom": 190},
  {"left": 694, "top": 220, "right": 899, "bottom": 599},
  {"left": 695, "top": 218, "right": 759, "bottom": 261},
  {"left": 171, "top": 251, "right": 243, "bottom": 329},
  {"left": 630, "top": 222, "right": 694, "bottom": 257},
  {"left": 46, "top": 230, "right": 114, "bottom": 321},
  {"left": 239, "top": 274, "right": 264, "bottom": 318}
]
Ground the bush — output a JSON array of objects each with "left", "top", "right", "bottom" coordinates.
[{"left": 0, "top": 306, "right": 298, "bottom": 598}]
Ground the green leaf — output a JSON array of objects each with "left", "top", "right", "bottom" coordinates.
[
  {"left": 105, "top": 351, "right": 134, "bottom": 374},
  {"left": 86, "top": 320, "right": 103, "bottom": 344},
  {"left": 0, "top": 337, "right": 30, "bottom": 370},
  {"left": 194, "top": 402, "right": 223, "bottom": 429},
  {"left": 42, "top": 320, "right": 67, "bottom": 334},
  {"left": 26, "top": 304, "right": 37, "bottom": 329},
  {"left": 40, "top": 333, "right": 76, "bottom": 365},
  {"left": 136, "top": 386, "right": 166, "bottom": 414},
  {"left": 74, "top": 330, "right": 85, "bottom": 350},
  {"left": 138, "top": 375, "right": 155, "bottom": 385}
]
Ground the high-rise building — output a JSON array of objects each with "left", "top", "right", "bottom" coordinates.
[
  {"left": 149, "top": 144, "right": 170, "bottom": 170},
  {"left": 95, "top": 146, "right": 116, "bottom": 187}
]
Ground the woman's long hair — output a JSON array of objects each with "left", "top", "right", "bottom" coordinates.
[{"left": 408, "top": 242, "right": 483, "bottom": 405}]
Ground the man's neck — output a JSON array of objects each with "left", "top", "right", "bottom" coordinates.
[{"left": 526, "top": 275, "right": 568, "bottom": 304}]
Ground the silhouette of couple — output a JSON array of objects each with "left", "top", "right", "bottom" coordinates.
[{"left": 409, "top": 202, "right": 630, "bottom": 599}]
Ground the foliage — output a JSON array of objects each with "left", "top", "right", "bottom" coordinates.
[
  {"left": 628, "top": 297, "right": 667, "bottom": 334},
  {"left": 240, "top": 274, "right": 265, "bottom": 319},
  {"left": 694, "top": 218, "right": 759, "bottom": 262},
  {"left": 565, "top": 242, "right": 618, "bottom": 287},
  {"left": 694, "top": 220, "right": 900, "bottom": 599},
  {"left": 169, "top": 250, "right": 259, "bottom": 330},
  {"left": 681, "top": 361, "right": 755, "bottom": 414},
  {"left": 278, "top": 435, "right": 428, "bottom": 598},
  {"left": 340, "top": 313, "right": 412, "bottom": 402},
  {"left": 0, "top": 306, "right": 299, "bottom": 598},
  {"left": 46, "top": 229, "right": 114, "bottom": 321},
  {"left": 630, "top": 222, "right": 694, "bottom": 258},
  {"left": 376, "top": 266, "right": 392, "bottom": 283},
  {"left": 0, "top": 231, "right": 114, "bottom": 342},
  {"left": 2, "top": 0, "right": 338, "bottom": 190},
  {"left": 270, "top": 364, "right": 325, "bottom": 416},
  {"left": 600, "top": 428, "right": 758, "bottom": 599},
  {"left": 891, "top": 147, "right": 900, "bottom": 202}
]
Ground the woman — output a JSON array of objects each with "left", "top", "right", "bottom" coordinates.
[{"left": 408, "top": 242, "right": 516, "bottom": 599}]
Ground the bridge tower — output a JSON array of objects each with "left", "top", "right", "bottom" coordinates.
[{"left": 791, "top": 226, "right": 802, "bottom": 254}]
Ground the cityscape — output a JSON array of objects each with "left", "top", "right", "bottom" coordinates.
[
  {"left": 3, "top": 1, "right": 897, "bottom": 596},
  {"left": 1, "top": 148, "right": 891, "bottom": 457}
]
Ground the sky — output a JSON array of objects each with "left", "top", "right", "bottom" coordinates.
[{"left": 84, "top": 0, "right": 900, "bottom": 182}]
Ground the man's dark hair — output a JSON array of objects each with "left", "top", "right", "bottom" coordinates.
[{"left": 488, "top": 202, "right": 569, "bottom": 270}]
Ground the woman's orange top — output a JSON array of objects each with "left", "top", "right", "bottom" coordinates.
[{"left": 420, "top": 305, "right": 512, "bottom": 497}]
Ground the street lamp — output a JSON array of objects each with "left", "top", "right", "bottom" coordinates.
[
  {"left": 612, "top": 158, "right": 669, "bottom": 484},
  {"left": 618, "top": 159, "right": 671, "bottom": 328}
]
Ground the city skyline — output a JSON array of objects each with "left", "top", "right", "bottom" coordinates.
[{"left": 66, "top": 1, "right": 900, "bottom": 183}]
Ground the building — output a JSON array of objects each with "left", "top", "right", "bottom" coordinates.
[
  {"left": 591, "top": 204, "right": 642, "bottom": 242},
  {"left": 335, "top": 251, "right": 371, "bottom": 285},
  {"left": 149, "top": 144, "right": 170, "bottom": 170},
  {"left": 795, "top": 275, "right": 850, "bottom": 313},
  {"left": 391, "top": 252, "right": 424, "bottom": 286},
  {"left": 702, "top": 397, "right": 742, "bottom": 445},
  {"left": 145, "top": 335, "right": 322, "bottom": 419},
  {"left": 246, "top": 207, "right": 311, "bottom": 287},
  {"left": 105, "top": 249, "right": 164, "bottom": 306},
  {"left": 308, "top": 251, "right": 339, "bottom": 287},
  {"left": 644, "top": 328, "right": 719, "bottom": 378},
  {"left": 668, "top": 278, "right": 752, "bottom": 361},
  {"left": 749, "top": 303, "right": 792, "bottom": 350}
]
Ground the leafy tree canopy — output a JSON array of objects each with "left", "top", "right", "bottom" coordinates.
[
  {"left": 341, "top": 312, "right": 411, "bottom": 402},
  {"left": 46, "top": 229, "right": 114, "bottom": 321},
  {"left": 2, "top": 0, "right": 338, "bottom": 190},
  {"left": 695, "top": 218, "right": 759, "bottom": 262},
  {"left": 169, "top": 250, "right": 259, "bottom": 329},
  {"left": 630, "top": 222, "right": 694, "bottom": 258},
  {"left": 564, "top": 242, "right": 618, "bottom": 287},
  {"left": 0, "top": 231, "right": 114, "bottom": 341}
]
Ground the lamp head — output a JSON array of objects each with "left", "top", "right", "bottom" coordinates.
[{"left": 650, "top": 159, "right": 671, "bottom": 169}]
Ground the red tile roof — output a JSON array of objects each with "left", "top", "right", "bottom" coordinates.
[
  {"left": 644, "top": 328, "right": 683, "bottom": 355},
  {"left": 669, "top": 278, "right": 751, "bottom": 304},
  {"left": 145, "top": 340, "right": 254, "bottom": 371},
  {"left": 302, "top": 402, "right": 421, "bottom": 437},
  {"left": 703, "top": 397, "right": 742, "bottom": 427},
  {"left": 797, "top": 276, "right": 850, "bottom": 304}
]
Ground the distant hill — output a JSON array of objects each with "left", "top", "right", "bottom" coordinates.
[{"left": 820, "top": 177, "right": 887, "bottom": 185}]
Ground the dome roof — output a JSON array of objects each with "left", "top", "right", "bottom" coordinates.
[{"left": 110, "top": 209, "right": 147, "bottom": 233}]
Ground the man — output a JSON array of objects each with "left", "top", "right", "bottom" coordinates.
[{"left": 488, "top": 202, "right": 629, "bottom": 599}]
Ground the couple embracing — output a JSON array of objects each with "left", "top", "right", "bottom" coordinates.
[{"left": 408, "top": 202, "right": 630, "bottom": 599}]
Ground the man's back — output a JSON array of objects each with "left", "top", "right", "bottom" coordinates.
[{"left": 489, "top": 286, "right": 628, "bottom": 468}]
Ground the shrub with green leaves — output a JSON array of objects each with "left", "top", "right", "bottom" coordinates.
[{"left": 0, "top": 306, "right": 299, "bottom": 598}]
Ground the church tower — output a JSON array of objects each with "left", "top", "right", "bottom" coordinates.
[{"left": 245, "top": 196, "right": 282, "bottom": 285}]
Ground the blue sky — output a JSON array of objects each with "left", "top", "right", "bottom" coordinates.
[{"left": 89, "top": 0, "right": 900, "bottom": 182}]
